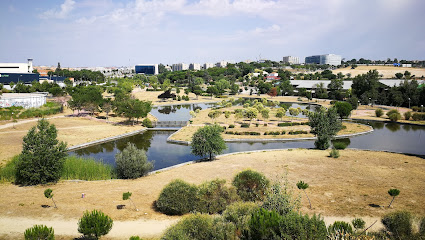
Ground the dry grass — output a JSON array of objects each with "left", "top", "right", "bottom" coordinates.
[
  {"left": 0, "top": 117, "right": 144, "bottom": 166},
  {"left": 334, "top": 65, "right": 425, "bottom": 78},
  {"left": 0, "top": 149, "right": 423, "bottom": 222}
]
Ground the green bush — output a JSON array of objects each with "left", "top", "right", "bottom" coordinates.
[
  {"left": 288, "top": 130, "right": 309, "bottom": 135},
  {"left": 129, "top": 236, "right": 141, "bottom": 240},
  {"left": 196, "top": 179, "right": 239, "bottom": 214},
  {"left": 229, "top": 124, "right": 235, "bottom": 128},
  {"left": 315, "top": 135, "right": 331, "bottom": 150},
  {"left": 388, "top": 112, "right": 402, "bottom": 122},
  {"left": 332, "top": 142, "right": 347, "bottom": 150},
  {"left": 78, "top": 209, "right": 113, "bottom": 240},
  {"left": 24, "top": 225, "right": 54, "bottom": 240},
  {"left": 404, "top": 111, "right": 412, "bottom": 120},
  {"left": 0, "top": 155, "right": 19, "bottom": 182},
  {"left": 222, "top": 201, "right": 259, "bottom": 238},
  {"left": 329, "top": 148, "right": 340, "bottom": 158},
  {"left": 61, "top": 156, "right": 114, "bottom": 180},
  {"left": 278, "top": 122, "right": 307, "bottom": 127},
  {"left": 420, "top": 217, "right": 425, "bottom": 236},
  {"left": 412, "top": 113, "right": 425, "bottom": 121},
  {"left": 381, "top": 211, "right": 413, "bottom": 239},
  {"left": 115, "top": 142, "right": 153, "bottom": 179},
  {"left": 156, "top": 179, "right": 198, "bottom": 215},
  {"left": 352, "top": 218, "right": 366, "bottom": 230},
  {"left": 142, "top": 118, "right": 153, "bottom": 128},
  {"left": 248, "top": 208, "right": 327, "bottom": 240},
  {"left": 240, "top": 123, "right": 250, "bottom": 128},
  {"left": 328, "top": 221, "right": 353, "bottom": 234},
  {"left": 232, "top": 170, "right": 270, "bottom": 202},
  {"left": 161, "top": 213, "right": 236, "bottom": 240},
  {"left": 375, "top": 108, "right": 384, "bottom": 117},
  {"left": 262, "top": 183, "right": 300, "bottom": 215}
]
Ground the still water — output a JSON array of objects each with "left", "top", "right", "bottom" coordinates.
[{"left": 70, "top": 103, "right": 425, "bottom": 171}]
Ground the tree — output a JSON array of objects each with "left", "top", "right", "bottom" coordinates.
[
  {"left": 123, "top": 192, "right": 138, "bottom": 211},
  {"left": 328, "top": 78, "right": 344, "bottom": 100},
  {"left": 296, "top": 181, "right": 311, "bottom": 209},
  {"left": 24, "top": 225, "right": 54, "bottom": 240},
  {"left": 308, "top": 107, "right": 342, "bottom": 150},
  {"left": 114, "top": 98, "right": 152, "bottom": 125},
  {"left": 15, "top": 119, "right": 67, "bottom": 185},
  {"left": 352, "top": 70, "right": 379, "bottom": 104},
  {"left": 388, "top": 188, "right": 400, "bottom": 208},
  {"left": 207, "top": 86, "right": 219, "bottom": 99},
  {"left": 244, "top": 107, "right": 258, "bottom": 123},
  {"left": 275, "top": 108, "right": 286, "bottom": 121},
  {"left": 268, "top": 87, "right": 278, "bottom": 97},
  {"left": 102, "top": 101, "right": 112, "bottom": 122},
  {"left": 44, "top": 189, "right": 57, "bottom": 208},
  {"left": 288, "top": 107, "right": 300, "bottom": 122},
  {"left": 232, "top": 170, "right": 270, "bottom": 202},
  {"left": 395, "top": 73, "right": 403, "bottom": 79},
  {"left": 78, "top": 210, "right": 113, "bottom": 240},
  {"left": 334, "top": 101, "right": 352, "bottom": 120},
  {"left": 191, "top": 125, "right": 226, "bottom": 161},
  {"left": 261, "top": 108, "right": 270, "bottom": 122},
  {"left": 115, "top": 142, "right": 153, "bottom": 179}
]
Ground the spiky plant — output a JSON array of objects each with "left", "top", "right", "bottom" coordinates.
[{"left": 296, "top": 181, "right": 311, "bottom": 209}]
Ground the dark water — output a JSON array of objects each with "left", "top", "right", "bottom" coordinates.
[{"left": 69, "top": 121, "right": 425, "bottom": 171}]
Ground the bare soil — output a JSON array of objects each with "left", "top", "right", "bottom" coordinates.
[{"left": 333, "top": 65, "right": 425, "bottom": 78}]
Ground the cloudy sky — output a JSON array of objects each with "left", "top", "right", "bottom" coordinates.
[{"left": 1, "top": 0, "right": 424, "bottom": 67}]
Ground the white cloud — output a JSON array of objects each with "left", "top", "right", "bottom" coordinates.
[{"left": 40, "top": 0, "right": 76, "bottom": 19}]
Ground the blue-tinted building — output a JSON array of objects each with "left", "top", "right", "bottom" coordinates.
[
  {"left": 135, "top": 64, "right": 158, "bottom": 75},
  {"left": 0, "top": 73, "right": 39, "bottom": 84}
]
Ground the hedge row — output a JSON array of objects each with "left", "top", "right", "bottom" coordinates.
[
  {"left": 225, "top": 130, "right": 310, "bottom": 136},
  {"left": 412, "top": 113, "right": 425, "bottom": 121},
  {"left": 225, "top": 131, "right": 261, "bottom": 136},
  {"left": 277, "top": 122, "right": 308, "bottom": 127}
]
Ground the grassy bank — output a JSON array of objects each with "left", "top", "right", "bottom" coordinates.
[{"left": 0, "top": 155, "right": 115, "bottom": 183}]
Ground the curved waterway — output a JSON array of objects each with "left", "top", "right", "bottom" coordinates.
[{"left": 69, "top": 103, "right": 425, "bottom": 171}]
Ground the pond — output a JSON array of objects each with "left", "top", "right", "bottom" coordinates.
[{"left": 69, "top": 119, "right": 425, "bottom": 171}]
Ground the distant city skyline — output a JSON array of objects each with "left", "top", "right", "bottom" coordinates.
[{"left": 1, "top": 0, "right": 424, "bottom": 67}]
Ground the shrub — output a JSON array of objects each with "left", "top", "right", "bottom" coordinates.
[
  {"left": 375, "top": 108, "right": 384, "bottom": 117},
  {"left": 420, "top": 217, "right": 425, "bottom": 236},
  {"left": 328, "top": 221, "right": 353, "bottom": 234},
  {"left": 24, "top": 225, "right": 54, "bottom": 240},
  {"left": 142, "top": 118, "right": 153, "bottom": 128},
  {"left": 315, "top": 135, "right": 331, "bottom": 150},
  {"left": 248, "top": 208, "right": 327, "bottom": 240},
  {"left": 162, "top": 213, "right": 236, "bottom": 240},
  {"left": 115, "top": 142, "right": 153, "bottom": 179},
  {"left": 412, "top": 112, "right": 425, "bottom": 121},
  {"left": 381, "top": 211, "right": 413, "bottom": 239},
  {"left": 229, "top": 124, "right": 235, "bottom": 128},
  {"left": 156, "top": 179, "right": 198, "bottom": 215},
  {"left": 222, "top": 201, "right": 259, "bottom": 238},
  {"left": 404, "top": 111, "right": 412, "bottom": 120},
  {"left": 387, "top": 109, "right": 402, "bottom": 122},
  {"left": 352, "top": 218, "right": 366, "bottom": 230},
  {"left": 129, "top": 236, "right": 141, "bottom": 240},
  {"left": 232, "top": 170, "right": 270, "bottom": 202},
  {"left": 277, "top": 122, "right": 307, "bottom": 127},
  {"left": 196, "top": 179, "right": 239, "bottom": 214},
  {"left": 78, "top": 210, "right": 113, "bottom": 240},
  {"left": 412, "top": 106, "right": 420, "bottom": 112},
  {"left": 262, "top": 183, "right": 300, "bottom": 215},
  {"left": 240, "top": 123, "right": 250, "bottom": 128},
  {"left": 332, "top": 142, "right": 347, "bottom": 150},
  {"left": 329, "top": 148, "right": 340, "bottom": 158}
]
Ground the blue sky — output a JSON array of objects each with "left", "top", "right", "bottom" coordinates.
[{"left": 1, "top": 0, "right": 424, "bottom": 67}]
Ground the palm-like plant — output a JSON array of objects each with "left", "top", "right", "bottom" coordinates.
[
  {"left": 388, "top": 188, "right": 400, "bottom": 208},
  {"left": 123, "top": 192, "right": 138, "bottom": 211},
  {"left": 296, "top": 181, "right": 311, "bottom": 209},
  {"left": 44, "top": 189, "right": 57, "bottom": 208}
]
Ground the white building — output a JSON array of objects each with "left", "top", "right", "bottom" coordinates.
[
  {"left": 203, "top": 63, "right": 214, "bottom": 69},
  {"left": 189, "top": 63, "right": 201, "bottom": 71},
  {"left": 0, "top": 59, "right": 33, "bottom": 74},
  {"left": 0, "top": 93, "right": 47, "bottom": 109},
  {"left": 305, "top": 54, "right": 342, "bottom": 66},
  {"left": 216, "top": 61, "right": 228, "bottom": 68},
  {"left": 282, "top": 56, "right": 300, "bottom": 64},
  {"left": 172, "top": 63, "right": 189, "bottom": 72}
]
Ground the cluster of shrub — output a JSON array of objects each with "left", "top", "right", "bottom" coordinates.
[
  {"left": 176, "top": 95, "right": 190, "bottom": 101},
  {"left": 0, "top": 102, "right": 62, "bottom": 120},
  {"left": 225, "top": 130, "right": 309, "bottom": 136},
  {"left": 277, "top": 122, "right": 308, "bottom": 127},
  {"left": 376, "top": 108, "right": 425, "bottom": 121}
]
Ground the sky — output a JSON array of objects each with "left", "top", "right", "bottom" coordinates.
[{"left": 1, "top": 0, "right": 424, "bottom": 67}]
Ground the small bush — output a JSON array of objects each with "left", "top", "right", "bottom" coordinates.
[
  {"left": 196, "top": 179, "right": 239, "bottom": 214},
  {"left": 388, "top": 112, "right": 402, "bottom": 122},
  {"left": 240, "top": 123, "right": 250, "bottom": 128},
  {"left": 288, "top": 130, "right": 308, "bottom": 135},
  {"left": 375, "top": 108, "right": 384, "bottom": 117},
  {"left": 329, "top": 148, "right": 340, "bottom": 158},
  {"left": 142, "top": 118, "right": 153, "bottom": 128},
  {"left": 277, "top": 122, "right": 307, "bottom": 127},
  {"left": 162, "top": 213, "right": 236, "bottom": 240},
  {"left": 24, "top": 225, "right": 54, "bottom": 240},
  {"left": 381, "top": 211, "right": 413, "bottom": 239},
  {"left": 78, "top": 209, "right": 113, "bottom": 240},
  {"left": 129, "top": 236, "right": 141, "bottom": 240},
  {"left": 404, "top": 111, "right": 412, "bottom": 120},
  {"left": 420, "top": 217, "right": 425, "bottom": 236},
  {"left": 222, "top": 201, "right": 259, "bottom": 238},
  {"left": 232, "top": 170, "right": 270, "bottom": 202},
  {"left": 352, "top": 218, "right": 366, "bottom": 230},
  {"left": 228, "top": 124, "right": 235, "bottom": 128},
  {"left": 412, "top": 112, "right": 425, "bottom": 121},
  {"left": 156, "top": 179, "right": 198, "bottom": 215},
  {"left": 115, "top": 143, "right": 153, "bottom": 179},
  {"left": 328, "top": 221, "right": 353, "bottom": 234}
]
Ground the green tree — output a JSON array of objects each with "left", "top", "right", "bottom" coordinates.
[
  {"left": 334, "top": 101, "right": 353, "bottom": 120},
  {"left": 395, "top": 72, "right": 403, "bottom": 79},
  {"left": 308, "top": 107, "right": 342, "bottom": 150},
  {"left": 78, "top": 210, "right": 113, "bottom": 240},
  {"left": 44, "top": 189, "right": 57, "bottom": 208},
  {"left": 115, "top": 142, "right": 153, "bottom": 179},
  {"left": 114, "top": 98, "right": 152, "bottom": 125},
  {"left": 244, "top": 107, "right": 258, "bottom": 123},
  {"left": 388, "top": 188, "right": 400, "bottom": 208},
  {"left": 15, "top": 119, "right": 67, "bottom": 185},
  {"left": 296, "top": 181, "right": 311, "bottom": 209},
  {"left": 191, "top": 125, "right": 226, "bottom": 161},
  {"left": 328, "top": 78, "right": 344, "bottom": 100},
  {"left": 24, "top": 225, "right": 54, "bottom": 240},
  {"left": 207, "top": 86, "right": 219, "bottom": 99},
  {"left": 275, "top": 108, "right": 286, "bottom": 121},
  {"left": 352, "top": 70, "right": 379, "bottom": 104},
  {"left": 288, "top": 107, "right": 300, "bottom": 122}
]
